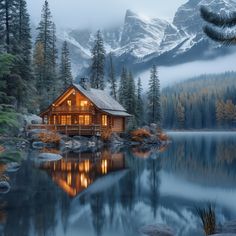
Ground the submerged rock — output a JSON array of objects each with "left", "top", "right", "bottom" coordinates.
[
  {"left": 0, "top": 181, "right": 10, "bottom": 194},
  {"left": 140, "top": 224, "right": 174, "bottom": 236},
  {"left": 38, "top": 153, "right": 62, "bottom": 161},
  {"left": 6, "top": 162, "right": 21, "bottom": 172}
]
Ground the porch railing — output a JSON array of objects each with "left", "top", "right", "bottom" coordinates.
[{"left": 28, "top": 124, "right": 101, "bottom": 136}]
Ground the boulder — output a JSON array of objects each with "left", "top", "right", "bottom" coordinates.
[
  {"left": 32, "top": 141, "right": 46, "bottom": 149},
  {"left": 140, "top": 224, "right": 174, "bottom": 236},
  {"left": 38, "top": 153, "right": 62, "bottom": 162},
  {"left": 0, "top": 181, "right": 10, "bottom": 194},
  {"left": 6, "top": 162, "right": 21, "bottom": 172}
]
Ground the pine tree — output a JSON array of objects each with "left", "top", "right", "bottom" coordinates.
[
  {"left": 60, "top": 41, "right": 73, "bottom": 90},
  {"left": 216, "top": 100, "right": 225, "bottom": 126},
  {"left": 200, "top": 6, "right": 236, "bottom": 44},
  {"left": 175, "top": 100, "right": 185, "bottom": 129},
  {"left": 33, "top": 0, "right": 58, "bottom": 108},
  {"left": 90, "top": 30, "right": 106, "bottom": 89},
  {"left": 126, "top": 71, "right": 136, "bottom": 116},
  {"left": 118, "top": 66, "right": 128, "bottom": 108},
  {"left": 136, "top": 77, "right": 143, "bottom": 126},
  {"left": 0, "top": 0, "right": 18, "bottom": 53},
  {"left": 108, "top": 53, "right": 117, "bottom": 100},
  {"left": 148, "top": 65, "right": 161, "bottom": 126}
]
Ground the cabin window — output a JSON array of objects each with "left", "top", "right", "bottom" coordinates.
[
  {"left": 84, "top": 115, "right": 90, "bottom": 125},
  {"left": 102, "top": 115, "right": 108, "bottom": 126},
  {"left": 80, "top": 100, "right": 88, "bottom": 110},
  {"left": 67, "top": 100, "right": 72, "bottom": 106},
  {"left": 53, "top": 115, "right": 56, "bottom": 125},
  {"left": 61, "top": 115, "right": 71, "bottom": 125},
  {"left": 67, "top": 115, "right": 72, "bottom": 125},
  {"left": 79, "top": 115, "right": 84, "bottom": 125},
  {"left": 61, "top": 116, "right": 66, "bottom": 125},
  {"left": 78, "top": 115, "right": 91, "bottom": 125}
]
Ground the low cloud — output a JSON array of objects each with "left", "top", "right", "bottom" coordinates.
[{"left": 139, "top": 52, "right": 236, "bottom": 89}]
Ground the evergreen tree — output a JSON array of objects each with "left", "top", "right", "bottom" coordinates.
[
  {"left": 118, "top": 67, "right": 128, "bottom": 108},
  {"left": 126, "top": 71, "right": 136, "bottom": 116},
  {"left": 136, "top": 77, "right": 143, "bottom": 126},
  {"left": 0, "top": 0, "right": 18, "bottom": 53},
  {"left": 148, "top": 65, "right": 161, "bottom": 126},
  {"left": 0, "top": 0, "right": 35, "bottom": 111},
  {"left": 108, "top": 53, "right": 117, "bottom": 100},
  {"left": 175, "top": 100, "right": 185, "bottom": 129},
  {"left": 33, "top": 0, "right": 58, "bottom": 108},
  {"left": 200, "top": 6, "right": 236, "bottom": 44},
  {"left": 90, "top": 30, "right": 106, "bottom": 89},
  {"left": 60, "top": 41, "right": 73, "bottom": 90}
]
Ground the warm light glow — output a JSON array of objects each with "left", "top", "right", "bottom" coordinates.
[
  {"left": 102, "top": 115, "right": 108, "bottom": 126},
  {"left": 84, "top": 160, "right": 90, "bottom": 172},
  {"left": 67, "top": 173, "right": 72, "bottom": 185},
  {"left": 78, "top": 115, "right": 91, "bottom": 125},
  {"left": 101, "top": 159, "right": 108, "bottom": 174},
  {"left": 80, "top": 100, "right": 88, "bottom": 106},
  {"left": 67, "top": 100, "right": 72, "bottom": 106}
]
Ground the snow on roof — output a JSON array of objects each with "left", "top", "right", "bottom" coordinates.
[{"left": 73, "top": 83, "right": 130, "bottom": 114}]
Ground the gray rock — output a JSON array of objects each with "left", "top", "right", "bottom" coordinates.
[
  {"left": 0, "top": 181, "right": 10, "bottom": 194},
  {"left": 6, "top": 162, "right": 21, "bottom": 172},
  {"left": 32, "top": 141, "right": 46, "bottom": 149},
  {"left": 38, "top": 153, "right": 62, "bottom": 161},
  {"left": 140, "top": 224, "right": 174, "bottom": 236}
]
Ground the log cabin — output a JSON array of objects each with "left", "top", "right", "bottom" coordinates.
[{"left": 38, "top": 82, "right": 131, "bottom": 136}]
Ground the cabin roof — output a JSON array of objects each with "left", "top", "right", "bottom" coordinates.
[{"left": 73, "top": 84, "right": 131, "bottom": 116}]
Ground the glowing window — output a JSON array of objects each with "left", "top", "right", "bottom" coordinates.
[
  {"left": 102, "top": 115, "right": 108, "bottom": 126},
  {"left": 80, "top": 100, "right": 88, "bottom": 110},
  {"left": 61, "top": 116, "right": 66, "bottom": 125},
  {"left": 67, "top": 100, "right": 72, "bottom": 106},
  {"left": 84, "top": 115, "right": 90, "bottom": 125},
  {"left": 67, "top": 115, "right": 71, "bottom": 125},
  {"left": 53, "top": 115, "right": 56, "bottom": 124},
  {"left": 79, "top": 115, "right": 84, "bottom": 125}
]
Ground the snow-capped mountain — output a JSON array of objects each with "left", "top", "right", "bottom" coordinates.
[{"left": 57, "top": 0, "right": 236, "bottom": 77}]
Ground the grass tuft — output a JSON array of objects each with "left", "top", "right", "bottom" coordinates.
[{"left": 196, "top": 204, "right": 216, "bottom": 235}]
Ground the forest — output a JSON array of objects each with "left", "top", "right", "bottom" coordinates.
[{"left": 161, "top": 72, "right": 236, "bottom": 129}]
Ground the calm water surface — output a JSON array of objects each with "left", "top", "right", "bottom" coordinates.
[{"left": 1, "top": 132, "right": 236, "bottom": 236}]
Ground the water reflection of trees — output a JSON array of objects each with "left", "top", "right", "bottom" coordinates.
[{"left": 161, "top": 135, "right": 236, "bottom": 186}]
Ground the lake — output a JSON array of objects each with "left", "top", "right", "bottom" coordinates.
[{"left": 1, "top": 132, "right": 236, "bottom": 236}]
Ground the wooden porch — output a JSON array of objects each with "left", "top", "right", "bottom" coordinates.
[{"left": 28, "top": 124, "right": 102, "bottom": 136}]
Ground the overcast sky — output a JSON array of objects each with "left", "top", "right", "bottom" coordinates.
[{"left": 26, "top": 0, "right": 187, "bottom": 29}]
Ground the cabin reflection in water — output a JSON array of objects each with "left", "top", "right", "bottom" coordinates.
[{"left": 40, "top": 150, "right": 126, "bottom": 197}]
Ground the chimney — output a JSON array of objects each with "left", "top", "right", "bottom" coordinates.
[{"left": 79, "top": 77, "right": 91, "bottom": 90}]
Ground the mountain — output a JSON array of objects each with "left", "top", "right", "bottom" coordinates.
[{"left": 56, "top": 0, "right": 236, "bottom": 77}]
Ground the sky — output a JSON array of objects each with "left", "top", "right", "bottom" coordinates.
[{"left": 26, "top": 0, "right": 187, "bottom": 29}]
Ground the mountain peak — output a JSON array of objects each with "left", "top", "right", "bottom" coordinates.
[{"left": 125, "top": 9, "right": 138, "bottom": 18}]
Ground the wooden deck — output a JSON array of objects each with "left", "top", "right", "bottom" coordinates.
[{"left": 28, "top": 124, "right": 102, "bottom": 136}]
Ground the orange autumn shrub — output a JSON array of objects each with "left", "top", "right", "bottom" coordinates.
[
  {"left": 101, "top": 128, "right": 112, "bottom": 142},
  {"left": 38, "top": 131, "right": 61, "bottom": 145},
  {"left": 131, "top": 128, "right": 151, "bottom": 142},
  {"left": 158, "top": 133, "right": 169, "bottom": 142}
]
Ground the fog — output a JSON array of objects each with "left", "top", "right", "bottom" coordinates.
[
  {"left": 26, "top": 0, "right": 187, "bottom": 29},
  {"left": 139, "top": 52, "right": 236, "bottom": 89}
]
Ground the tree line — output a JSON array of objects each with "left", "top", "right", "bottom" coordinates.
[{"left": 161, "top": 72, "right": 236, "bottom": 129}]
